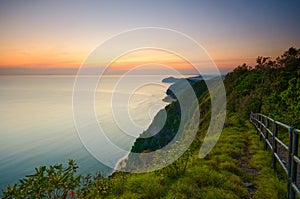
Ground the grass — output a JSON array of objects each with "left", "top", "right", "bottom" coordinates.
[
  {"left": 101, "top": 114, "right": 286, "bottom": 198},
  {"left": 246, "top": 121, "right": 287, "bottom": 199},
  {"left": 2, "top": 113, "right": 287, "bottom": 198}
]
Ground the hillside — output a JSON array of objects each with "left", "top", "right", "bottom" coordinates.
[
  {"left": 225, "top": 47, "right": 300, "bottom": 128},
  {"left": 2, "top": 47, "right": 299, "bottom": 198}
]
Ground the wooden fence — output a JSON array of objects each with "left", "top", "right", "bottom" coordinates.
[{"left": 250, "top": 112, "right": 300, "bottom": 199}]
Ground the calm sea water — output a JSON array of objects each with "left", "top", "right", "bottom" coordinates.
[{"left": 0, "top": 75, "right": 173, "bottom": 191}]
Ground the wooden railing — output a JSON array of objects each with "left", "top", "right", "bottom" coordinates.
[{"left": 250, "top": 112, "right": 300, "bottom": 199}]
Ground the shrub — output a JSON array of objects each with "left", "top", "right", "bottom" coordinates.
[{"left": 2, "top": 160, "right": 80, "bottom": 199}]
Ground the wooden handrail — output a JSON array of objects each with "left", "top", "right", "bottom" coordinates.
[{"left": 250, "top": 112, "right": 300, "bottom": 199}]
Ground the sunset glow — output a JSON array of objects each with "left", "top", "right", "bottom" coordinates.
[
  {"left": 110, "top": 50, "right": 194, "bottom": 71},
  {"left": 0, "top": 1, "right": 300, "bottom": 195},
  {"left": 0, "top": 1, "right": 299, "bottom": 74}
]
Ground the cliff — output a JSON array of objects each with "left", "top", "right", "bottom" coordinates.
[{"left": 122, "top": 77, "right": 209, "bottom": 172}]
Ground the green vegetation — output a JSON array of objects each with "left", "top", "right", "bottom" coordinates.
[
  {"left": 2, "top": 160, "right": 80, "bottom": 198},
  {"left": 2, "top": 117, "right": 287, "bottom": 199},
  {"left": 225, "top": 47, "right": 300, "bottom": 128},
  {"left": 2, "top": 47, "right": 299, "bottom": 198}
]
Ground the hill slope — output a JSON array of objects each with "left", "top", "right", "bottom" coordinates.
[{"left": 2, "top": 47, "right": 299, "bottom": 198}]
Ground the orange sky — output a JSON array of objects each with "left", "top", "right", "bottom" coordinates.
[
  {"left": 0, "top": 1, "right": 299, "bottom": 75},
  {"left": 0, "top": 44, "right": 256, "bottom": 74},
  {"left": 110, "top": 50, "right": 194, "bottom": 70}
]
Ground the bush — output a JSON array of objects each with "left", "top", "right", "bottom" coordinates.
[{"left": 2, "top": 160, "right": 80, "bottom": 199}]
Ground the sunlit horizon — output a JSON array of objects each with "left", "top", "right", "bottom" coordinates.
[{"left": 1, "top": 1, "right": 299, "bottom": 75}]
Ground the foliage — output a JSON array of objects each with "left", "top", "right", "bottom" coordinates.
[
  {"left": 77, "top": 173, "right": 113, "bottom": 198},
  {"left": 2, "top": 47, "right": 298, "bottom": 198},
  {"left": 2, "top": 117, "right": 287, "bottom": 198},
  {"left": 155, "top": 148, "right": 193, "bottom": 178},
  {"left": 225, "top": 47, "right": 300, "bottom": 128},
  {"left": 2, "top": 160, "right": 80, "bottom": 199}
]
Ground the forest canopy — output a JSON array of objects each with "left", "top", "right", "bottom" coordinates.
[{"left": 225, "top": 47, "right": 300, "bottom": 128}]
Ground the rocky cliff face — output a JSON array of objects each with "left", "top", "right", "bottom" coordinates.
[{"left": 118, "top": 77, "right": 209, "bottom": 172}]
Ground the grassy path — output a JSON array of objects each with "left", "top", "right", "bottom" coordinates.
[
  {"left": 110, "top": 117, "right": 287, "bottom": 198},
  {"left": 188, "top": 118, "right": 287, "bottom": 199},
  {"left": 245, "top": 121, "right": 287, "bottom": 198}
]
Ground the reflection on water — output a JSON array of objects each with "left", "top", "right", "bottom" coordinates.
[{"left": 0, "top": 75, "right": 171, "bottom": 190}]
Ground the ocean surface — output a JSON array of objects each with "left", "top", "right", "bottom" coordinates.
[{"left": 0, "top": 75, "right": 176, "bottom": 191}]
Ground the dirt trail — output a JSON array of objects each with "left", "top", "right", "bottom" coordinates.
[{"left": 240, "top": 135, "right": 259, "bottom": 198}]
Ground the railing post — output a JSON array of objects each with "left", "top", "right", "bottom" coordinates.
[
  {"left": 290, "top": 129, "right": 297, "bottom": 199},
  {"left": 288, "top": 127, "right": 294, "bottom": 199},
  {"left": 264, "top": 118, "right": 269, "bottom": 150},
  {"left": 272, "top": 121, "right": 278, "bottom": 170},
  {"left": 254, "top": 114, "right": 258, "bottom": 133},
  {"left": 250, "top": 113, "right": 300, "bottom": 198},
  {"left": 259, "top": 115, "right": 263, "bottom": 141}
]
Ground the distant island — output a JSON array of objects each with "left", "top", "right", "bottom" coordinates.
[
  {"left": 162, "top": 75, "right": 203, "bottom": 84},
  {"left": 161, "top": 76, "right": 180, "bottom": 83},
  {"left": 162, "top": 75, "right": 203, "bottom": 100}
]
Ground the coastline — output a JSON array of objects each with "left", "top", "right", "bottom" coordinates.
[
  {"left": 113, "top": 77, "right": 179, "bottom": 173},
  {"left": 113, "top": 75, "right": 203, "bottom": 173}
]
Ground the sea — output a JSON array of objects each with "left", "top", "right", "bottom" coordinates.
[{"left": 0, "top": 74, "right": 181, "bottom": 191}]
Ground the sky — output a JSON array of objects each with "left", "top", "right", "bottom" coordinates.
[{"left": 0, "top": 0, "right": 299, "bottom": 75}]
